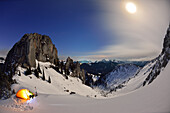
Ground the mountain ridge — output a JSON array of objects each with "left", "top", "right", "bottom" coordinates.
[
  {"left": 4, "top": 33, "right": 59, "bottom": 74},
  {"left": 93, "top": 24, "right": 170, "bottom": 95}
]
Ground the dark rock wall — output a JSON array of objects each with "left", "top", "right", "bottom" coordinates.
[
  {"left": 64, "top": 57, "right": 85, "bottom": 83},
  {"left": 143, "top": 24, "right": 170, "bottom": 86},
  {"left": 4, "top": 33, "right": 58, "bottom": 72}
]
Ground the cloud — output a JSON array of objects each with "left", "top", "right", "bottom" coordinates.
[
  {"left": 59, "top": 0, "right": 170, "bottom": 61},
  {"left": 81, "top": 0, "right": 170, "bottom": 61}
]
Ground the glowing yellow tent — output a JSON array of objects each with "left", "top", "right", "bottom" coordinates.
[{"left": 16, "top": 89, "right": 34, "bottom": 100}]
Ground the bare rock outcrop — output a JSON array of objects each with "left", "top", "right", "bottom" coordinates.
[
  {"left": 143, "top": 24, "right": 170, "bottom": 86},
  {"left": 4, "top": 33, "right": 59, "bottom": 73},
  {"left": 65, "top": 57, "right": 85, "bottom": 83}
]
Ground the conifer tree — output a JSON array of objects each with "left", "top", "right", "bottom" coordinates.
[
  {"left": 34, "top": 69, "right": 39, "bottom": 78},
  {"left": 12, "top": 89, "right": 16, "bottom": 94},
  {"left": 42, "top": 69, "right": 45, "bottom": 81},
  {"left": 48, "top": 76, "right": 51, "bottom": 83},
  {"left": 54, "top": 59, "right": 56, "bottom": 66},
  {"left": 18, "top": 71, "right": 21, "bottom": 76},
  {"left": 37, "top": 63, "right": 42, "bottom": 74},
  {"left": 54, "top": 59, "right": 59, "bottom": 72},
  {"left": 25, "top": 66, "right": 31, "bottom": 75},
  {"left": 60, "top": 61, "right": 64, "bottom": 74}
]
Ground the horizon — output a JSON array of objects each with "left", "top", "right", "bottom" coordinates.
[{"left": 0, "top": 0, "right": 170, "bottom": 61}]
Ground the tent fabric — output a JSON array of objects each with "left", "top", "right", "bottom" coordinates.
[{"left": 16, "top": 89, "right": 34, "bottom": 100}]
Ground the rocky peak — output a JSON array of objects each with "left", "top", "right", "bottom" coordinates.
[
  {"left": 4, "top": 33, "right": 59, "bottom": 73},
  {"left": 64, "top": 57, "right": 85, "bottom": 83},
  {"left": 162, "top": 24, "right": 170, "bottom": 58},
  {"left": 65, "top": 57, "right": 74, "bottom": 69},
  {"left": 143, "top": 24, "right": 170, "bottom": 86}
]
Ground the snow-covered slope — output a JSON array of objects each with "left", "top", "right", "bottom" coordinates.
[
  {"left": 0, "top": 24, "right": 169, "bottom": 113},
  {"left": 115, "top": 25, "right": 170, "bottom": 94},
  {"left": 111, "top": 60, "right": 157, "bottom": 95},
  {"left": 95, "top": 25, "right": 170, "bottom": 97},
  {"left": 102, "top": 54, "right": 169, "bottom": 97},
  {"left": 0, "top": 62, "right": 170, "bottom": 113},
  {"left": 11, "top": 61, "right": 102, "bottom": 98},
  {"left": 96, "top": 64, "right": 140, "bottom": 91}
]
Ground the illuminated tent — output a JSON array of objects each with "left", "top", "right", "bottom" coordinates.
[{"left": 16, "top": 89, "right": 34, "bottom": 100}]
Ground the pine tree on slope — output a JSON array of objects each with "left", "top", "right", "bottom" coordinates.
[
  {"left": 42, "top": 69, "right": 45, "bottom": 81},
  {"left": 48, "top": 76, "right": 51, "bottom": 83}
]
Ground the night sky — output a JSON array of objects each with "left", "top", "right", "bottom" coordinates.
[{"left": 0, "top": 0, "right": 170, "bottom": 61}]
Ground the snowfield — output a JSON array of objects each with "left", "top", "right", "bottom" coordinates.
[
  {"left": 97, "top": 64, "right": 140, "bottom": 91},
  {"left": 113, "top": 60, "right": 157, "bottom": 95},
  {"left": 0, "top": 61, "right": 170, "bottom": 113},
  {"left": 11, "top": 61, "right": 102, "bottom": 98}
]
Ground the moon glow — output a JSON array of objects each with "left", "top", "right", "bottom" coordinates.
[{"left": 126, "top": 2, "right": 137, "bottom": 14}]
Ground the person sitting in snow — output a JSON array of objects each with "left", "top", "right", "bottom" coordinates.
[{"left": 35, "top": 87, "right": 38, "bottom": 96}]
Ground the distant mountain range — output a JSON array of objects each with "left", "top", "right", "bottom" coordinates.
[
  {"left": 78, "top": 60, "right": 92, "bottom": 64},
  {"left": 80, "top": 59, "right": 149, "bottom": 77}
]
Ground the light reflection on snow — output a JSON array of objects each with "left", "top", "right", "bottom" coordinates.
[{"left": 27, "top": 97, "right": 36, "bottom": 104}]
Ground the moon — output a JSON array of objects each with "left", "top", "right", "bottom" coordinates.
[{"left": 126, "top": 2, "right": 137, "bottom": 14}]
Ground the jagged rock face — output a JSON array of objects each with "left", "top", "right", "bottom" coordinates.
[
  {"left": 162, "top": 24, "right": 170, "bottom": 58},
  {"left": 94, "top": 24, "right": 170, "bottom": 91},
  {"left": 65, "top": 57, "right": 74, "bottom": 71},
  {"left": 71, "top": 62, "right": 81, "bottom": 77},
  {"left": 4, "top": 33, "right": 58, "bottom": 72},
  {"left": 143, "top": 24, "right": 170, "bottom": 86},
  {"left": 96, "top": 64, "right": 140, "bottom": 91},
  {"left": 64, "top": 57, "right": 85, "bottom": 83},
  {"left": 71, "top": 62, "right": 85, "bottom": 83}
]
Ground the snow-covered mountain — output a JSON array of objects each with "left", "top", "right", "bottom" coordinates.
[
  {"left": 130, "top": 24, "right": 170, "bottom": 87},
  {"left": 96, "top": 64, "right": 140, "bottom": 92},
  {"left": 0, "top": 54, "right": 170, "bottom": 113},
  {"left": 0, "top": 33, "right": 86, "bottom": 99},
  {"left": 94, "top": 24, "right": 170, "bottom": 96},
  {"left": 11, "top": 61, "right": 101, "bottom": 98},
  {"left": 80, "top": 59, "right": 148, "bottom": 78}
]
